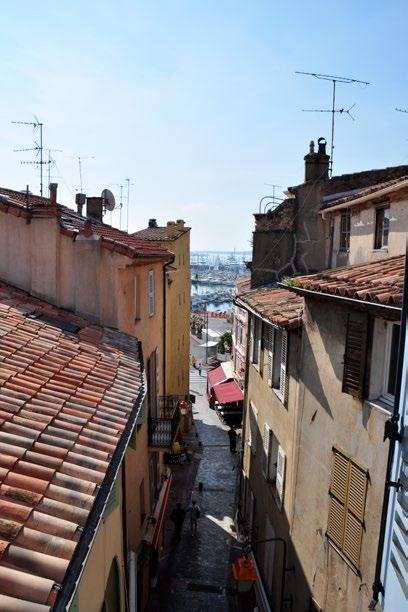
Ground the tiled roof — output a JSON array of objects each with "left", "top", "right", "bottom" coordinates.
[
  {"left": 0, "top": 187, "right": 171, "bottom": 260},
  {"left": 0, "top": 281, "right": 143, "bottom": 610},
  {"left": 288, "top": 255, "right": 405, "bottom": 306},
  {"left": 132, "top": 225, "right": 190, "bottom": 241},
  {"left": 236, "top": 285, "right": 303, "bottom": 329},
  {"left": 235, "top": 275, "right": 251, "bottom": 295},
  {"left": 321, "top": 175, "right": 408, "bottom": 210}
]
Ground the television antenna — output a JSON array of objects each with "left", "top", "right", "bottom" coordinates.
[
  {"left": 68, "top": 155, "right": 95, "bottom": 193},
  {"left": 395, "top": 108, "right": 408, "bottom": 114},
  {"left": 125, "top": 178, "right": 135, "bottom": 233},
  {"left": 110, "top": 183, "right": 124, "bottom": 229},
  {"left": 45, "top": 149, "right": 63, "bottom": 195},
  {"left": 12, "top": 116, "right": 46, "bottom": 196},
  {"left": 295, "top": 71, "right": 370, "bottom": 176}
]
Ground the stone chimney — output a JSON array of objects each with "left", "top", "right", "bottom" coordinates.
[
  {"left": 75, "top": 193, "right": 86, "bottom": 216},
  {"left": 86, "top": 197, "right": 103, "bottom": 223},
  {"left": 304, "top": 137, "right": 330, "bottom": 181},
  {"left": 175, "top": 219, "right": 185, "bottom": 229},
  {"left": 49, "top": 183, "right": 58, "bottom": 207},
  {"left": 148, "top": 218, "right": 158, "bottom": 228},
  {"left": 166, "top": 221, "right": 178, "bottom": 237}
]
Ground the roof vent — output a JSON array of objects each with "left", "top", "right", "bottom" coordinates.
[{"left": 148, "top": 218, "right": 158, "bottom": 228}]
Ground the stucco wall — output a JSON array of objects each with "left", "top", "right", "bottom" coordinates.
[
  {"left": 290, "top": 299, "right": 391, "bottom": 611},
  {"left": 331, "top": 196, "right": 408, "bottom": 267}
]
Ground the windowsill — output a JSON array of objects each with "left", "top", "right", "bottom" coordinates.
[
  {"left": 338, "top": 249, "right": 350, "bottom": 254},
  {"left": 372, "top": 247, "right": 388, "bottom": 252},
  {"left": 364, "top": 397, "right": 393, "bottom": 415},
  {"left": 272, "top": 388, "right": 285, "bottom": 405},
  {"left": 326, "top": 538, "right": 360, "bottom": 576},
  {"left": 135, "top": 317, "right": 141, "bottom": 322}
]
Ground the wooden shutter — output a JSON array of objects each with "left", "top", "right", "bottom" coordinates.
[
  {"left": 250, "top": 402, "right": 257, "bottom": 454},
  {"left": 267, "top": 325, "right": 274, "bottom": 387},
  {"left": 262, "top": 424, "right": 271, "bottom": 478},
  {"left": 279, "top": 331, "right": 288, "bottom": 403},
  {"left": 342, "top": 312, "right": 368, "bottom": 398},
  {"left": 275, "top": 446, "right": 286, "bottom": 510},
  {"left": 327, "top": 448, "right": 349, "bottom": 550},
  {"left": 148, "top": 270, "right": 155, "bottom": 315}
]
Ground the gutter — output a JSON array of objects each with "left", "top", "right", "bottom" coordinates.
[
  {"left": 53, "top": 341, "right": 146, "bottom": 612},
  {"left": 320, "top": 179, "right": 408, "bottom": 218},
  {"left": 277, "top": 283, "right": 402, "bottom": 316}
]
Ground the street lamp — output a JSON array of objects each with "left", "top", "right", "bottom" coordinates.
[{"left": 204, "top": 301, "right": 209, "bottom": 364}]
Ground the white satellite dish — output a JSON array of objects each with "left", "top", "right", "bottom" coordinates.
[{"left": 101, "top": 188, "right": 116, "bottom": 211}]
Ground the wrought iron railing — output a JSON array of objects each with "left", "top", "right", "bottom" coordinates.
[{"left": 148, "top": 396, "right": 187, "bottom": 448}]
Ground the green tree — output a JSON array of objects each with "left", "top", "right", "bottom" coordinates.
[{"left": 217, "top": 330, "right": 232, "bottom": 354}]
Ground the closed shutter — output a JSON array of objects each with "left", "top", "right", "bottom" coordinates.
[
  {"left": 342, "top": 312, "right": 368, "bottom": 398},
  {"left": 148, "top": 270, "right": 155, "bottom": 316},
  {"left": 327, "top": 447, "right": 368, "bottom": 570},
  {"left": 262, "top": 424, "right": 271, "bottom": 478},
  {"left": 279, "top": 331, "right": 288, "bottom": 403},
  {"left": 249, "top": 317, "right": 255, "bottom": 363},
  {"left": 267, "top": 325, "right": 274, "bottom": 387},
  {"left": 275, "top": 446, "right": 286, "bottom": 510}
]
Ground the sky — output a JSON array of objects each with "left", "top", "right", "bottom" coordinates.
[{"left": 0, "top": 1, "right": 408, "bottom": 250}]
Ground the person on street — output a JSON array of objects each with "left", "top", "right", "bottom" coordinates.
[
  {"left": 192, "top": 355, "right": 197, "bottom": 369},
  {"left": 170, "top": 503, "right": 186, "bottom": 540},
  {"left": 187, "top": 500, "right": 201, "bottom": 536},
  {"left": 227, "top": 427, "right": 237, "bottom": 453},
  {"left": 198, "top": 361, "right": 202, "bottom": 376}
]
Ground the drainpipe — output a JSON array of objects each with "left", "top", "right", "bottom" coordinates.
[
  {"left": 246, "top": 537, "right": 287, "bottom": 612},
  {"left": 370, "top": 246, "right": 407, "bottom": 608}
]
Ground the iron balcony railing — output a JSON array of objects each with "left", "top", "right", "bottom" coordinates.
[{"left": 148, "top": 396, "right": 187, "bottom": 448}]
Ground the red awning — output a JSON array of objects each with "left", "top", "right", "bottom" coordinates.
[
  {"left": 214, "top": 380, "right": 244, "bottom": 404},
  {"left": 207, "top": 364, "right": 228, "bottom": 388}
]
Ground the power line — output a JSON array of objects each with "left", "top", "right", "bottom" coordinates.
[{"left": 296, "top": 71, "right": 370, "bottom": 176}]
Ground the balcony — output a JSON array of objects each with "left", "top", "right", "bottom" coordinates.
[{"left": 148, "top": 396, "right": 186, "bottom": 449}]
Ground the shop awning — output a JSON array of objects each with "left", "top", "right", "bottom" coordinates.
[
  {"left": 207, "top": 361, "right": 235, "bottom": 388},
  {"left": 214, "top": 380, "right": 244, "bottom": 404}
]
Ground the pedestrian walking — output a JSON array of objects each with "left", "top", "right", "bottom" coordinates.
[
  {"left": 227, "top": 427, "right": 237, "bottom": 453},
  {"left": 170, "top": 503, "right": 186, "bottom": 540},
  {"left": 198, "top": 360, "right": 202, "bottom": 376},
  {"left": 187, "top": 500, "right": 201, "bottom": 536},
  {"left": 192, "top": 355, "right": 197, "bottom": 369}
]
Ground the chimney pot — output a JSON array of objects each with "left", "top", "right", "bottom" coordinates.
[
  {"left": 75, "top": 193, "right": 86, "bottom": 216},
  {"left": 176, "top": 219, "right": 185, "bottom": 228},
  {"left": 304, "top": 137, "right": 330, "bottom": 182},
  {"left": 49, "top": 183, "right": 58, "bottom": 207},
  {"left": 309, "top": 140, "right": 315, "bottom": 155},
  {"left": 86, "top": 197, "right": 103, "bottom": 222},
  {"left": 148, "top": 218, "right": 158, "bottom": 228}
]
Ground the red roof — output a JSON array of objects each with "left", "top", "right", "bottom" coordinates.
[
  {"left": 236, "top": 286, "right": 303, "bottom": 329},
  {"left": 235, "top": 275, "right": 251, "bottom": 295},
  {"left": 132, "top": 224, "right": 190, "bottom": 241},
  {"left": 0, "top": 187, "right": 171, "bottom": 260},
  {"left": 0, "top": 281, "right": 143, "bottom": 610},
  {"left": 322, "top": 175, "right": 408, "bottom": 210},
  {"left": 214, "top": 381, "right": 244, "bottom": 404},
  {"left": 288, "top": 255, "right": 405, "bottom": 306}
]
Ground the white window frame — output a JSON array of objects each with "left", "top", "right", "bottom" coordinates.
[
  {"left": 248, "top": 401, "right": 258, "bottom": 454},
  {"left": 251, "top": 316, "right": 262, "bottom": 370},
  {"left": 148, "top": 270, "right": 155, "bottom": 316},
  {"left": 381, "top": 321, "right": 400, "bottom": 406},
  {"left": 274, "top": 446, "right": 286, "bottom": 511},
  {"left": 265, "top": 324, "right": 288, "bottom": 405}
]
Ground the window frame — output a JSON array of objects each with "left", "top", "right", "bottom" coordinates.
[
  {"left": 374, "top": 205, "right": 390, "bottom": 250},
  {"left": 264, "top": 323, "right": 288, "bottom": 405},
  {"left": 381, "top": 321, "right": 400, "bottom": 406},
  {"left": 250, "top": 316, "right": 262, "bottom": 370},
  {"left": 339, "top": 210, "right": 351, "bottom": 252}
]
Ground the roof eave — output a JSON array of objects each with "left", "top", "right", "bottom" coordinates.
[
  {"left": 278, "top": 282, "right": 402, "bottom": 315},
  {"left": 234, "top": 297, "right": 302, "bottom": 330},
  {"left": 320, "top": 179, "right": 408, "bottom": 217}
]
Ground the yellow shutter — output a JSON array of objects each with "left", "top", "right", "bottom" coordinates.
[
  {"left": 343, "top": 511, "right": 364, "bottom": 569},
  {"left": 327, "top": 496, "right": 345, "bottom": 550},
  {"left": 330, "top": 449, "right": 349, "bottom": 503},
  {"left": 347, "top": 461, "right": 368, "bottom": 522}
]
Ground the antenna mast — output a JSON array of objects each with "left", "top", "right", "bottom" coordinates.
[
  {"left": 295, "top": 71, "right": 370, "bottom": 176},
  {"left": 125, "top": 178, "right": 135, "bottom": 233},
  {"left": 68, "top": 156, "right": 95, "bottom": 193},
  {"left": 12, "top": 117, "right": 45, "bottom": 195}
]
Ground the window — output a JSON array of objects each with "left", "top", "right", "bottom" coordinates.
[
  {"left": 248, "top": 402, "right": 258, "bottom": 454},
  {"left": 374, "top": 206, "right": 390, "bottom": 249},
  {"left": 148, "top": 270, "right": 155, "bottom": 316},
  {"left": 264, "top": 324, "right": 288, "bottom": 404},
  {"left": 250, "top": 316, "right": 262, "bottom": 368},
  {"left": 262, "top": 425, "right": 286, "bottom": 509},
  {"left": 342, "top": 312, "right": 368, "bottom": 399},
  {"left": 139, "top": 480, "right": 146, "bottom": 525},
  {"left": 134, "top": 275, "right": 140, "bottom": 320},
  {"left": 382, "top": 322, "right": 399, "bottom": 405},
  {"left": 339, "top": 211, "right": 350, "bottom": 251},
  {"left": 326, "top": 447, "right": 368, "bottom": 570}
]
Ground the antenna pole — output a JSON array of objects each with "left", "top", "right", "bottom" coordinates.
[
  {"left": 119, "top": 184, "right": 123, "bottom": 230},
  {"left": 330, "top": 80, "right": 336, "bottom": 177},
  {"left": 39, "top": 122, "right": 43, "bottom": 196},
  {"left": 126, "top": 178, "right": 130, "bottom": 233},
  {"left": 79, "top": 158, "right": 83, "bottom": 193}
]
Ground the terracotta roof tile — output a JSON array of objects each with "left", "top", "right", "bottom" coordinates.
[
  {"left": 236, "top": 285, "right": 303, "bottom": 329},
  {"left": 321, "top": 175, "right": 408, "bottom": 210},
  {"left": 287, "top": 255, "right": 405, "bottom": 306},
  {"left": 0, "top": 281, "right": 143, "bottom": 608},
  {"left": 132, "top": 224, "right": 190, "bottom": 241},
  {"left": 0, "top": 187, "right": 172, "bottom": 261}
]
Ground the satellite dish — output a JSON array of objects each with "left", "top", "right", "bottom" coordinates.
[{"left": 101, "top": 188, "right": 115, "bottom": 211}]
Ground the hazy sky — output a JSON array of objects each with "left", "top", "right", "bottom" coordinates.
[{"left": 1, "top": 1, "right": 407, "bottom": 250}]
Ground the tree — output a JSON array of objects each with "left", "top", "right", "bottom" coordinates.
[{"left": 218, "top": 330, "right": 232, "bottom": 354}]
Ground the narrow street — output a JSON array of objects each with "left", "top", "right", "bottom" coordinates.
[{"left": 147, "top": 364, "right": 240, "bottom": 611}]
